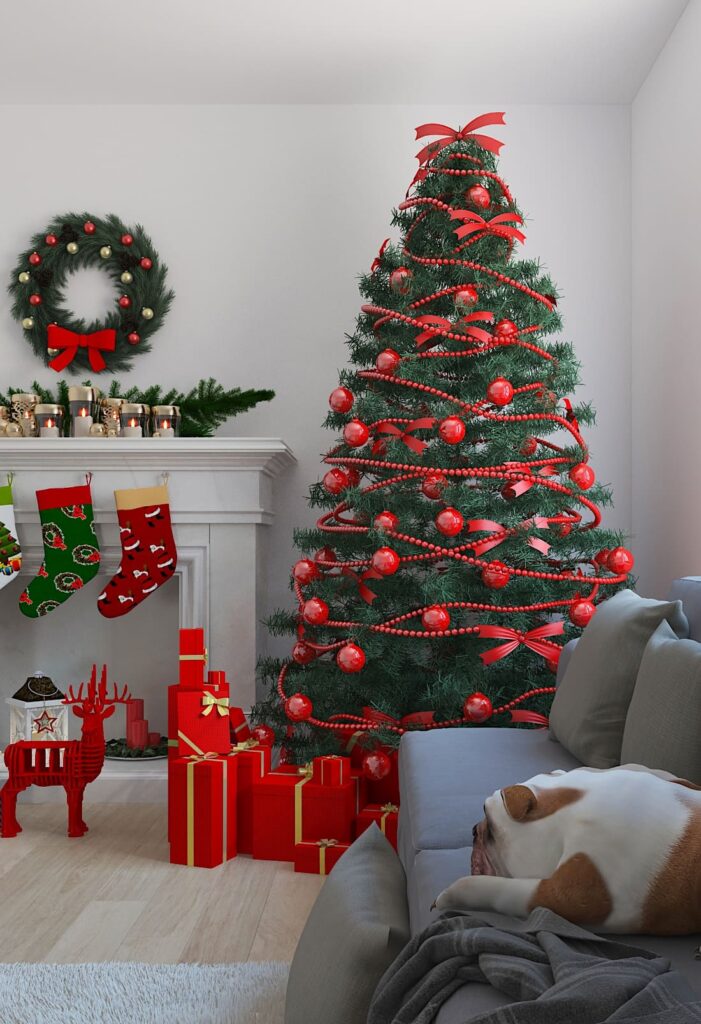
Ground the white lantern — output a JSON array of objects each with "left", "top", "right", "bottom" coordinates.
[{"left": 6, "top": 673, "right": 69, "bottom": 744}]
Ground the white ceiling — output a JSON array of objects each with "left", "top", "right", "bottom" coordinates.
[{"left": 0, "top": 0, "right": 688, "bottom": 105}]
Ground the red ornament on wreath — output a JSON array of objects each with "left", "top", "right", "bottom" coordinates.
[
  {"left": 293, "top": 559, "right": 320, "bottom": 585},
  {"left": 118, "top": 295, "right": 132, "bottom": 309},
  {"left": 83, "top": 221, "right": 96, "bottom": 235},
  {"left": 422, "top": 605, "right": 451, "bottom": 631},
  {"left": 389, "top": 267, "right": 413, "bottom": 295},
  {"left": 481, "top": 561, "right": 510, "bottom": 589},
  {"left": 285, "top": 693, "right": 313, "bottom": 722},
  {"left": 371, "top": 546, "right": 400, "bottom": 576},
  {"left": 337, "top": 643, "right": 366, "bottom": 674},
  {"left": 28, "top": 252, "right": 42, "bottom": 266},
  {"left": 494, "top": 319, "right": 518, "bottom": 340},
  {"left": 140, "top": 257, "right": 153, "bottom": 270},
  {"left": 466, "top": 184, "right": 491, "bottom": 209},
  {"left": 438, "top": 416, "right": 466, "bottom": 445},
  {"left": 302, "top": 597, "right": 329, "bottom": 626},
  {"left": 463, "top": 692, "right": 493, "bottom": 723},
  {"left": 607, "top": 547, "right": 634, "bottom": 575},
  {"left": 328, "top": 386, "right": 354, "bottom": 413},
  {"left": 569, "top": 463, "right": 595, "bottom": 490},
  {"left": 315, "top": 546, "right": 337, "bottom": 565},
  {"left": 292, "top": 641, "right": 317, "bottom": 665},
  {"left": 421, "top": 472, "right": 447, "bottom": 499},
  {"left": 251, "top": 724, "right": 275, "bottom": 746},
  {"left": 487, "top": 377, "right": 514, "bottom": 407},
  {"left": 375, "top": 348, "right": 401, "bottom": 375},
  {"left": 343, "top": 419, "right": 369, "bottom": 448},
  {"left": 121, "top": 233, "right": 134, "bottom": 246},
  {"left": 323, "top": 468, "right": 349, "bottom": 495},
  {"left": 127, "top": 332, "right": 140, "bottom": 346},
  {"left": 569, "top": 599, "right": 596, "bottom": 627},
  {"left": 435, "top": 507, "right": 464, "bottom": 537},
  {"left": 454, "top": 285, "right": 479, "bottom": 312},
  {"left": 362, "top": 749, "right": 391, "bottom": 781},
  {"left": 29, "top": 294, "right": 42, "bottom": 306},
  {"left": 374, "top": 510, "right": 399, "bottom": 532},
  {"left": 45, "top": 234, "right": 58, "bottom": 246}
]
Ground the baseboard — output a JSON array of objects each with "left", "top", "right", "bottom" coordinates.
[{"left": 0, "top": 759, "right": 167, "bottom": 803}]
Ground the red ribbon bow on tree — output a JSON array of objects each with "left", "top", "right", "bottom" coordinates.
[
  {"left": 415, "top": 312, "right": 494, "bottom": 350},
  {"left": 375, "top": 418, "right": 435, "bottom": 454},
  {"left": 563, "top": 399, "right": 580, "bottom": 432},
  {"left": 361, "top": 706, "right": 436, "bottom": 729},
  {"left": 341, "top": 566, "right": 383, "bottom": 604},
  {"left": 468, "top": 517, "right": 551, "bottom": 556},
  {"left": 476, "top": 621, "right": 564, "bottom": 666},
  {"left": 47, "top": 324, "right": 117, "bottom": 373},
  {"left": 414, "top": 113, "right": 506, "bottom": 166},
  {"left": 371, "top": 238, "right": 390, "bottom": 273},
  {"left": 510, "top": 709, "right": 550, "bottom": 727},
  {"left": 450, "top": 210, "right": 526, "bottom": 245}
]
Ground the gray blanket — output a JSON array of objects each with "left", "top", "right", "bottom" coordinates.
[{"left": 367, "top": 908, "right": 701, "bottom": 1023}]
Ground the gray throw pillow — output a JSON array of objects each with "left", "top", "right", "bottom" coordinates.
[
  {"left": 621, "top": 620, "right": 701, "bottom": 783},
  {"left": 285, "top": 824, "right": 409, "bottom": 1024},
  {"left": 549, "top": 589, "right": 688, "bottom": 768}
]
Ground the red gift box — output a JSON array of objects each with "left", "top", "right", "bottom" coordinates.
[
  {"left": 168, "top": 683, "right": 231, "bottom": 759},
  {"left": 311, "top": 755, "right": 351, "bottom": 787},
  {"left": 294, "top": 838, "right": 351, "bottom": 876},
  {"left": 229, "top": 706, "right": 251, "bottom": 744},
  {"left": 355, "top": 802, "right": 399, "bottom": 850},
  {"left": 179, "top": 628, "right": 207, "bottom": 688},
  {"left": 226, "top": 739, "right": 271, "bottom": 854},
  {"left": 169, "top": 753, "right": 237, "bottom": 868}
]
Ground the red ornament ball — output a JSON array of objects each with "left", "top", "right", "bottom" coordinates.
[
  {"left": 140, "top": 256, "right": 153, "bottom": 270},
  {"left": 569, "top": 463, "right": 595, "bottom": 490},
  {"left": 375, "top": 348, "right": 401, "bottom": 375},
  {"left": 487, "top": 377, "right": 514, "bottom": 407},
  {"left": 323, "top": 468, "right": 350, "bottom": 495},
  {"left": 467, "top": 184, "right": 491, "bottom": 209},
  {"left": 315, "top": 546, "right": 337, "bottom": 565},
  {"left": 607, "top": 547, "right": 634, "bottom": 575},
  {"left": 558, "top": 523, "right": 572, "bottom": 538},
  {"left": 371, "top": 546, "right": 400, "bottom": 575},
  {"left": 345, "top": 467, "right": 362, "bottom": 488},
  {"left": 422, "top": 605, "right": 451, "bottom": 631},
  {"left": 251, "top": 724, "right": 275, "bottom": 746},
  {"left": 343, "top": 419, "right": 369, "bottom": 448},
  {"left": 28, "top": 252, "right": 42, "bottom": 266},
  {"left": 438, "top": 416, "right": 466, "bottom": 445},
  {"left": 569, "top": 599, "right": 596, "bottom": 627},
  {"left": 463, "top": 692, "right": 493, "bottom": 723},
  {"left": 520, "top": 436, "right": 538, "bottom": 456},
  {"left": 481, "top": 561, "right": 511, "bottom": 589},
  {"left": 292, "top": 641, "right": 317, "bottom": 665},
  {"left": 494, "top": 319, "right": 518, "bottom": 339},
  {"left": 285, "top": 693, "right": 313, "bottom": 722},
  {"left": 302, "top": 597, "right": 329, "bottom": 626},
  {"left": 118, "top": 295, "right": 132, "bottom": 309},
  {"left": 421, "top": 472, "right": 447, "bottom": 500},
  {"left": 45, "top": 234, "right": 58, "bottom": 246},
  {"left": 389, "top": 267, "right": 413, "bottom": 295},
  {"left": 28, "top": 293, "right": 42, "bottom": 306},
  {"left": 362, "top": 749, "right": 392, "bottom": 781},
  {"left": 435, "top": 507, "right": 464, "bottom": 537},
  {"left": 127, "top": 332, "right": 141, "bottom": 345},
  {"left": 337, "top": 643, "right": 366, "bottom": 674},
  {"left": 293, "top": 558, "right": 320, "bottom": 585},
  {"left": 329, "top": 387, "right": 354, "bottom": 413},
  {"left": 594, "top": 548, "right": 610, "bottom": 567},
  {"left": 83, "top": 220, "right": 96, "bottom": 235},
  {"left": 121, "top": 233, "right": 134, "bottom": 246},
  {"left": 374, "top": 510, "right": 399, "bottom": 532},
  {"left": 454, "top": 285, "right": 479, "bottom": 311}
]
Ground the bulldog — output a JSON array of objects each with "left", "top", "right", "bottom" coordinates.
[{"left": 434, "top": 765, "right": 701, "bottom": 935}]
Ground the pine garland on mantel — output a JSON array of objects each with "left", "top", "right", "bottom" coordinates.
[{"left": 0, "top": 378, "right": 275, "bottom": 437}]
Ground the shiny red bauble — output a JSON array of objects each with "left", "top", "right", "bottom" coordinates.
[
  {"left": 568, "top": 463, "right": 595, "bottom": 490},
  {"left": 285, "top": 693, "right": 313, "bottom": 722},
  {"left": 127, "top": 332, "right": 141, "bottom": 345},
  {"left": 371, "top": 546, "right": 400, "bottom": 575},
  {"left": 594, "top": 548, "right": 610, "bottom": 567},
  {"left": 374, "top": 510, "right": 399, "bottom": 532},
  {"left": 293, "top": 558, "right": 320, "bottom": 585},
  {"left": 435, "top": 507, "right": 464, "bottom": 537},
  {"left": 421, "top": 472, "right": 447, "bottom": 499},
  {"left": 481, "top": 561, "right": 511, "bottom": 589},
  {"left": 345, "top": 467, "right": 362, "bottom": 488},
  {"left": 83, "top": 220, "right": 96, "bottom": 234},
  {"left": 118, "top": 295, "right": 132, "bottom": 309},
  {"left": 28, "top": 252, "right": 42, "bottom": 266},
  {"left": 463, "top": 692, "right": 493, "bottom": 723},
  {"left": 520, "top": 436, "right": 538, "bottom": 456},
  {"left": 486, "top": 377, "right": 514, "bottom": 407},
  {"left": 302, "top": 597, "right": 329, "bottom": 625},
  {"left": 121, "top": 233, "right": 134, "bottom": 246},
  {"left": 251, "top": 724, "right": 275, "bottom": 746},
  {"left": 28, "top": 294, "right": 42, "bottom": 306},
  {"left": 343, "top": 419, "right": 369, "bottom": 448},
  {"left": 558, "top": 523, "right": 572, "bottom": 537},
  {"left": 140, "top": 256, "right": 153, "bottom": 270},
  {"left": 45, "top": 234, "right": 58, "bottom": 246},
  {"left": 328, "top": 386, "right": 354, "bottom": 413},
  {"left": 292, "top": 641, "right": 317, "bottom": 665},
  {"left": 607, "top": 547, "right": 634, "bottom": 575},
  {"left": 375, "top": 348, "right": 401, "bottom": 375},
  {"left": 438, "top": 416, "right": 466, "bottom": 445},
  {"left": 467, "top": 184, "right": 491, "bottom": 209},
  {"left": 337, "top": 643, "right": 366, "bottom": 673},
  {"left": 569, "top": 599, "right": 596, "bottom": 627},
  {"left": 454, "top": 284, "right": 479, "bottom": 311},
  {"left": 362, "top": 749, "right": 392, "bottom": 781},
  {"left": 389, "top": 266, "right": 413, "bottom": 295},
  {"left": 323, "top": 468, "right": 350, "bottom": 494},
  {"left": 422, "top": 605, "right": 451, "bottom": 631},
  {"left": 494, "top": 319, "right": 518, "bottom": 339},
  {"left": 315, "top": 546, "right": 337, "bottom": 565}
]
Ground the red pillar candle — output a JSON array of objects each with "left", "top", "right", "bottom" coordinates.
[
  {"left": 126, "top": 698, "right": 144, "bottom": 725},
  {"left": 127, "top": 719, "right": 148, "bottom": 749},
  {"left": 148, "top": 731, "right": 161, "bottom": 747}
]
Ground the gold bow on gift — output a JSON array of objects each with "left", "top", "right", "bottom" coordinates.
[
  {"left": 316, "top": 838, "right": 339, "bottom": 876},
  {"left": 381, "top": 803, "right": 399, "bottom": 814},
  {"left": 298, "top": 762, "right": 313, "bottom": 779},
  {"left": 186, "top": 751, "right": 220, "bottom": 763},
  {"left": 200, "top": 693, "right": 230, "bottom": 717},
  {"left": 231, "top": 738, "right": 258, "bottom": 752}
]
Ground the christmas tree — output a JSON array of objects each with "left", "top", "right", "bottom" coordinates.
[
  {"left": 254, "top": 113, "right": 633, "bottom": 772},
  {"left": 0, "top": 522, "right": 20, "bottom": 568}
]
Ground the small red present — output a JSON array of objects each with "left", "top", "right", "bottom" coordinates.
[
  {"left": 179, "top": 628, "right": 207, "bottom": 688},
  {"left": 311, "top": 755, "right": 351, "bottom": 787},
  {"left": 294, "top": 838, "right": 351, "bottom": 876},
  {"left": 355, "top": 802, "right": 399, "bottom": 850},
  {"left": 226, "top": 739, "right": 271, "bottom": 854},
  {"left": 168, "top": 685, "right": 231, "bottom": 759},
  {"left": 169, "top": 752, "right": 237, "bottom": 868},
  {"left": 229, "top": 706, "right": 251, "bottom": 744}
]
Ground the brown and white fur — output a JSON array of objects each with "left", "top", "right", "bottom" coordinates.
[{"left": 434, "top": 765, "right": 701, "bottom": 935}]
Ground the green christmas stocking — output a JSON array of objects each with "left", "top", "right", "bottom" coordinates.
[
  {"left": 19, "top": 482, "right": 101, "bottom": 618},
  {"left": 0, "top": 482, "right": 22, "bottom": 590}
]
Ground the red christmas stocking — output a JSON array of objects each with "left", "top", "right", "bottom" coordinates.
[{"left": 97, "top": 485, "right": 177, "bottom": 618}]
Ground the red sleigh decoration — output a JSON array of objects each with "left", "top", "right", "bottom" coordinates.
[{"left": 0, "top": 665, "right": 130, "bottom": 838}]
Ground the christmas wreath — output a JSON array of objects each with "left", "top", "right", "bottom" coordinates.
[{"left": 8, "top": 213, "right": 174, "bottom": 374}]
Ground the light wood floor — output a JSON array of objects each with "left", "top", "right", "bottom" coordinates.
[{"left": 0, "top": 804, "right": 323, "bottom": 964}]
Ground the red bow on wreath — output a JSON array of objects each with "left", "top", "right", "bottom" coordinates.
[
  {"left": 450, "top": 210, "right": 526, "bottom": 244},
  {"left": 375, "top": 418, "right": 435, "bottom": 454},
  {"left": 47, "top": 324, "right": 117, "bottom": 373},
  {"left": 476, "top": 622, "right": 564, "bottom": 666},
  {"left": 414, "top": 113, "right": 506, "bottom": 165}
]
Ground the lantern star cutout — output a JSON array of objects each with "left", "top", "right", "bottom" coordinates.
[{"left": 33, "top": 709, "right": 58, "bottom": 735}]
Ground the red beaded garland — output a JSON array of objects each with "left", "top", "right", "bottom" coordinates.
[
  {"left": 454, "top": 285, "right": 479, "bottom": 311},
  {"left": 486, "top": 377, "right": 514, "bottom": 407},
  {"left": 83, "top": 221, "right": 96, "bottom": 235},
  {"left": 292, "top": 641, "right": 317, "bottom": 665},
  {"left": 315, "top": 546, "right": 337, "bottom": 565},
  {"left": 362, "top": 749, "right": 392, "bottom": 780},
  {"left": 569, "top": 599, "right": 596, "bottom": 627},
  {"left": 302, "top": 597, "right": 329, "bottom": 625},
  {"left": 285, "top": 693, "right": 313, "bottom": 722},
  {"left": 421, "top": 472, "right": 447, "bottom": 499},
  {"left": 438, "top": 415, "right": 466, "bottom": 445},
  {"left": 371, "top": 546, "right": 400, "bottom": 575},
  {"left": 28, "top": 252, "right": 41, "bottom": 266},
  {"left": 607, "top": 547, "right": 634, "bottom": 575},
  {"left": 323, "top": 468, "right": 350, "bottom": 494},
  {"left": 121, "top": 233, "right": 134, "bottom": 246},
  {"left": 494, "top": 319, "right": 518, "bottom": 339},
  {"left": 251, "top": 724, "right": 275, "bottom": 746},
  {"left": 389, "top": 267, "right": 413, "bottom": 295},
  {"left": 343, "top": 419, "right": 370, "bottom": 448},
  {"left": 293, "top": 559, "right": 320, "bottom": 585},
  {"left": 463, "top": 692, "right": 493, "bottom": 723},
  {"left": 127, "top": 332, "right": 140, "bottom": 345},
  {"left": 374, "top": 510, "right": 399, "bottom": 532},
  {"left": 329, "top": 386, "right": 354, "bottom": 413},
  {"left": 45, "top": 234, "right": 58, "bottom": 246},
  {"left": 569, "top": 463, "right": 595, "bottom": 490},
  {"left": 140, "top": 256, "right": 153, "bottom": 270},
  {"left": 520, "top": 436, "right": 538, "bottom": 456},
  {"left": 118, "top": 295, "right": 132, "bottom": 309},
  {"left": 481, "top": 561, "right": 511, "bottom": 589},
  {"left": 29, "top": 294, "right": 42, "bottom": 306},
  {"left": 466, "top": 184, "right": 491, "bottom": 209},
  {"left": 422, "top": 605, "right": 451, "bottom": 631},
  {"left": 337, "top": 643, "right": 366, "bottom": 673},
  {"left": 435, "top": 507, "right": 464, "bottom": 537},
  {"left": 375, "top": 348, "right": 401, "bottom": 375}
]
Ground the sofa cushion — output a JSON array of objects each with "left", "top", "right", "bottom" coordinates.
[
  {"left": 549, "top": 589, "right": 689, "bottom": 768},
  {"left": 285, "top": 824, "right": 409, "bottom": 1024},
  {"left": 621, "top": 620, "right": 701, "bottom": 784},
  {"left": 398, "top": 728, "right": 580, "bottom": 870},
  {"left": 668, "top": 577, "right": 701, "bottom": 642}
]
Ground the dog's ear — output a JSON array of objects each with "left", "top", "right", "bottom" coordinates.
[{"left": 501, "top": 785, "right": 537, "bottom": 821}]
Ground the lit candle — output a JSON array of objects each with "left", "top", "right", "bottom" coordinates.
[
  {"left": 123, "top": 417, "right": 142, "bottom": 438},
  {"left": 73, "top": 406, "right": 93, "bottom": 437},
  {"left": 40, "top": 417, "right": 60, "bottom": 439},
  {"left": 157, "top": 418, "right": 175, "bottom": 438}
]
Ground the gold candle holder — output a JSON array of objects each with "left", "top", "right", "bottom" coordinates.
[
  {"left": 100, "top": 397, "right": 124, "bottom": 435},
  {"left": 11, "top": 393, "right": 40, "bottom": 437}
]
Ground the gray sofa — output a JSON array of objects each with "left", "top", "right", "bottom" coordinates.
[{"left": 397, "top": 577, "right": 701, "bottom": 1022}]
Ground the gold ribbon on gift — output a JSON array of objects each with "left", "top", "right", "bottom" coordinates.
[
  {"left": 380, "top": 802, "right": 399, "bottom": 835},
  {"left": 178, "top": 730, "right": 205, "bottom": 756},
  {"left": 200, "top": 693, "right": 230, "bottom": 717},
  {"left": 184, "top": 752, "right": 227, "bottom": 866},
  {"left": 316, "top": 838, "right": 338, "bottom": 876},
  {"left": 319, "top": 755, "right": 342, "bottom": 786},
  {"left": 232, "top": 719, "right": 250, "bottom": 738},
  {"left": 228, "top": 739, "right": 268, "bottom": 778},
  {"left": 295, "top": 764, "right": 313, "bottom": 844},
  {"left": 231, "top": 738, "right": 258, "bottom": 751},
  {"left": 167, "top": 738, "right": 178, "bottom": 748},
  {"left": 180, "top": 647, "right": 208, "bottom": 663}
]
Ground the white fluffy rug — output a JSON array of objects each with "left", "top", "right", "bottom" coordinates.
[{"left": 0, "top": 961, "right": 288, "bottom": 1024}]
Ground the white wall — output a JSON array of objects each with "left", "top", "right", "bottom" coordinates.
[
  {"left": 632, "top": 1, "right": 701, "bottom": 596},
  {"left": 0, "top": 104, "right": 631, "bottom": 662}
]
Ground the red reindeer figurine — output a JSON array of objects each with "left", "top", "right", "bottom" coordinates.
[{"left": 1, "top": 665, "right": 130, "bottom": 838}]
